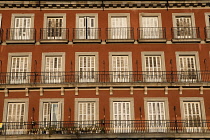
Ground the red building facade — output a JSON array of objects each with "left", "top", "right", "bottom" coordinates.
[{"left": 0, "top": 0, "right": 210, "bottom": 139}]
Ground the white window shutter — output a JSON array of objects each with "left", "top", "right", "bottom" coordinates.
[
  {"left": 78, "top": 102, "right": 95, "bottom": 121},
  {"left": 7, "top": 103, "right": 25, "bottom": 122},
  {"left": 147, "top": 102, "right": 166, "bottom": 121}
]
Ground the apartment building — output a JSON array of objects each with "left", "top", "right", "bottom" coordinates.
[{"left": 0, "top": 0, "right": 210, "bottom": 139}]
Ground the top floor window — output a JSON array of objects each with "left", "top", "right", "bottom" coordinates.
[{"left": 7, "top": 14, "right": 35, "bottom": 42}]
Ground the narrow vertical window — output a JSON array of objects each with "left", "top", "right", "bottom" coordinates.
[
  {"left": 78, "top": 56, "right": 96, "bottom": 82},
  {"left": 44, "top": 56, "right": 62, "bottom": 83},
  {"left": 112, "top": 55, "right": 129, "bottom": 82},
  {"left": 10, "top": 56, "right": 29, "bottom": 84}
]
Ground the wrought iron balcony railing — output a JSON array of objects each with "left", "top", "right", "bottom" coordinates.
[
  {"left": 0, "top": 71, "right": 209, "bottom": 85},
  {"left": 106, "top": 27, "right": 134, "bottom": 40},
  {"left": 73, "top": 28, "right": 101, "bottom": 40},
  {"left": 0, "top": 120, "right": 210, "bottom": 135},
  {"left": 6, "top": 28, "right": 35, "bottom": 41},
  {"left": 138, "top": 27, "right": 166, "bottom": 40},
  {"left": 171, "top": 27, "right": 200, "bottom": 39},
  {"left": 40, "top": 28, "right": 69, "bottom": 40}
]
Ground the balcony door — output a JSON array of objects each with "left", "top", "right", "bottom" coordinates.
[
  {"left": 175, "top": 16, "right": 194, "bottom": 38},
  {"left": 183, "top": 102, "right": 202, "bottom": 132},
  {"left": 147, "top": 102, "right": 166, "bottom": 132},
  {"left": 47, "top": 17, "right": 63, "bottom": 39},
  {"left": 43, "top": 102, "right": 62, "bottom": 128},
  {"left": 111, "top": 17, "right": 128, "bottom": 39},
  {"left": 142, "top": 16, "right": 159, "bottom": 38},
  {"left": 79, "top": 56, "right": 95, "bottom": 82},
  {"left": 10, "top": 56, "right": 29, "bottom": 84},
  {"left": 6, "top": 103, "right": 26, "bottom": 134},
  {"left": 78, "top": 102, "right": 96, "bottom": 126},
  {"left": 144, "top": 56, "right": 163, "bottom": 82},
  {"left": 178, "top": 56, "right": 197, "bottom": 82},
  {"left": 14, "top": 17, "right": 31, "bottom": 40},
  {"left": 112, "top": 56, "right": 129, "bottom": 82},
  {"left": 44, "top": 56, "right": 62, "bottom": 83},
  {"left": 113, "top": 102, "right": 131, "bottom": 133},
  {"left": 78, "top": 16, "right": 96, "bottom": 39}
]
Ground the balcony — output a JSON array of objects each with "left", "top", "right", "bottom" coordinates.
[
  {"left": 205, "top": 26, "right": 210, "bottom": 42},
  {"left": 73, "top": 28, "right": 101, "bottom": 43},
  {"left": 138, "top": 27, "right": 167, "bottom": 43},
  {"left": 171, "top": 27, "right": 201, "bottom": 43},
  {"left": 106, "top": 27, "right": 134, "bottom": 43},
  {"left": 0, "top": 120, "right": 209, "bottom": 138},
  {"left": 0, "top": 71, "right": 208, "bottom": 85},
  {"left": 6, "top": 28, "right": 36, "bottom": 44},
  {"left": 40, "top": 28, "right": 69, "bottom": 44}
]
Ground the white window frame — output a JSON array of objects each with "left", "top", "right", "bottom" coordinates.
[
  {"left": 76, "top": 13, "right": 98, "bottom": 28},
  {"left": 0, "top": 14, "right": 2, "bottom": 28},
  {"left": 11, "top": 13, "right": 35, "bottom": 28},
  {"left": 7, "top": 52, "right": 32, "bottom": 84},
  {"left": 180, "top": 97, "right": 206, "bottom": 132},
  {"left": 75, "top": 13, "right": 98, "bottom": 39},
  {"left": 144, "top": 97, "right": 169, "bottom": 132},
  {"left": 108, "top": 13, "right": 130, "bottom": 28},
  {"left": 42, "top": 52, "right": 65, "bottom": 83},
  {"left": 172, "top": 13, "right": 196, "bottom": 28},
  {"left": 139, "top": 13, "right": 162, "bottom": 39},
  {"left": 10, "top": 14, "right": 34, "bottom": 40},
  {"left": 139, "top": 13, "right": 162, "bottom": 28},
  {"left": 75, "top": 98, "right": 99, "bottom": 121},
  {"left": 3, "top": 98, "right": 29, "bottom": 135},
  {"left": 109, "top": 52, "right": 132, "bottom": 82},
  {"left": 75, "top": 52, "right": 98, "bottom": 82},
  {"left": 43, "top": 13, "right": 66, "bottom": 28},
  {"left": 141, "top": 51, "right": 165, "bottom": 82},
  {"left": 205, "top": 13, "right": 210, "bottom": 27},
  {"left": 108, "top": 13, "right": 130, "bottom": 39},
  {"left": 176, "top": 52, "right": 200, "bottom": 82},
  {"left": 39, "top": 98, "right": 64, "bottom": 121},
  {"left": 172, "top": 13, "right": 196, "bottom": 39},
  {"left": 110, "top": 98, "right": 134, "bottom": 133}
]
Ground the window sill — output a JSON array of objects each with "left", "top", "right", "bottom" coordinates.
[
  {"left": 138, "top": 39, "right": 167, "bottom": 43},
  {"left": 6, "top": 40, "right": 36, "bottom": 44},
  {"left": 171, "top": 38, "right": 201, "bottom": 43},
  {"left": 73, "top": 39, "right": 101, "bottom": 44},
  {"left": 106, "top": 39, "right": 135, "bottom": 43},
  {"left": 40, "top": 39, "right": 69, "bottom": 44}
]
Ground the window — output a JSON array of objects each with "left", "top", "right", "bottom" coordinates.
[
  {"left": 144, "top": 98, "right": 169, "bottom": 132},
  {"left": 42, "top": 52, "right": 65, "bottom": 83},
  {"left": 0, "top": 14, "right": 2, "bottom": 28},
  {"left": 75, "top": 98, "right": 99, "bottom": 127},
  {"left": 142, "top": 52, "right": 165, "bottom": 82},
  {"left": 172, "top": 13, "right": 196, "bottom": 39},
  {"left": 3, "top": 99, "right": 29, "bottom": 135},
  {"left": 176, "top": 52, "right": 200, "bottom": 82},
  {"left": 205, "top": 13, "right": 210, "bottom": 39},
  {"left": 10, "top": 14, "right": 34, "bottom": 40},
  {"left": 110, "top": 98, "right": 134, "bottom": 133},
  {"left": 40, "top": 99, "right": 64, "bottom": 128},
  {"left": 43, "top": 14, "right": 66, "bottom": 40},
  {"left": 180, "top": 97, "right": 206, "bottom": 132},
  {"left": 108, "top": 13, "right": 130, "bottom": 39},
  {"left": 76, "top": 52, "right": 98, "bottom": 82},
  {"left": 75, "top": 14, "right": 98, "bottom": 40},
  {"left": 8, "top": 53, "right": 32, "bottom": 84},
  {"left": 139, "top": 13, "right": 163, "bottom": 39},
  {"left": 109, "top": 52, "right": 132, "bottom": 82}
]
